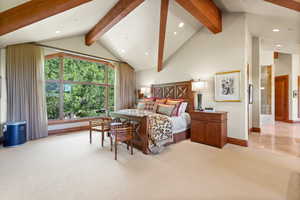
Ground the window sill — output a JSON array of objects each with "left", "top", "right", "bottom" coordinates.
[{"left": 48, "top": 117, "right": 105, "bottom": 125}]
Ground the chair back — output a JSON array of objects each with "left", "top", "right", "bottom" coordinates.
[
  {"left": 110, "top": 123, "right": 134, "bottom": 141},
  {"left": 90, "top": 117, "right": 112, "bottom": 128}
]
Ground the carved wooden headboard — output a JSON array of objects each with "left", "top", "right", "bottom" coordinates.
[{"left": 151, "top": 81, "right": 194, "bottom": 112}]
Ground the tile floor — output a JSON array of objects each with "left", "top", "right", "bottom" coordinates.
[{"left": 249, "top": 121, "right": 300, "bottom": 158}]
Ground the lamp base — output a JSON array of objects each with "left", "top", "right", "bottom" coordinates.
[{"left": 197, "top": 93, "right": 203, "bottom": 111}]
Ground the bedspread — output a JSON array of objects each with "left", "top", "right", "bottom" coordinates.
[{"left": 148, "top": 114, "right": 173, "bottom": 154}]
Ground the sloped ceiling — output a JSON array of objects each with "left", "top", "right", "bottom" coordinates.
[
  {"left": 0, "top": 0, "right": 202, "bottom": 71},
  {"left": 0, "top": 0, "right": 299, "bottom": 71},
  {"left": 0, "top": 0, "right": 118, "bottom": 47},
  {"left": 0, "top": 0, "right": 28, "bottom": 12},
  {"left": 98, "top": 0, "right": 202, "bottom": 71}
]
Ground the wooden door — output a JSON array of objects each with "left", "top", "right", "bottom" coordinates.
[{"left": 275, "top": 75, "right": 289, "bottom": 121}]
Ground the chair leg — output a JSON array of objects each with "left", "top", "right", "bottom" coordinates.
[
  {"left": 115, "top": 139, "right": 118, "bottom": 160},
  {"left": 101, "top": 132, "right": 104, "bottom": 147},
  {"left": 127, "top": 141, "right": 129, "bottom": 150},
  {"left": 89, "top": 129, "right": 92, "bottom": 144},
  {"left": 130, "top": 139, "right": 133, "bottom": 155},
  {"left": 110, "top": 135, "right": 113, "bottom": 152}
]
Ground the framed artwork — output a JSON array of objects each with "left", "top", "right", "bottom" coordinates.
[
  {"left": 248, "top": 84, "right": 253, "bottom": 104},
  {"left": 215, "top": 70, "right": 241, "bottom": 102}
]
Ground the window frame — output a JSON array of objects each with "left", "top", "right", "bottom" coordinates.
[{"left": 45, "top": 52, "right": 115, "bottom": 123}]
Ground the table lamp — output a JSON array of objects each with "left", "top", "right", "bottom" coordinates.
[{"left": 192, "top": 80, "right": 208, "bottom": 110}]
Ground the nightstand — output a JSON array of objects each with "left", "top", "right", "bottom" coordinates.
[{"left": 190, "top": 111, "right": 227, "bottom": 148}]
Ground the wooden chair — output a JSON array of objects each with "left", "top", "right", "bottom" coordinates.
[
  {"left": 110, "top": 122, "right": 134, "bottom": 160},
  {"left": 89, "top": 117, "right": 112, "bottom": 147}
]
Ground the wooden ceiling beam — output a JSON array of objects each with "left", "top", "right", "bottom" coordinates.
[
  {"left": 85, "top": 0, "right": 144, "bottom": 46},
  {"left": 0, "top": 0, "right": 92, "bottom": 36},
  {"left": 175, "top": 0, "right": 222, "bottom": 34},
  {"left": 264, "top": 0, "right": 300, "bottom": 12},
  {"left": 157, "top": 0, "right": 169, "bottom": 72}
]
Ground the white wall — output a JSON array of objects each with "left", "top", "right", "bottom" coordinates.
[
  {"left": 0, "top": 48, "right": 7, "bottom": 136},
  {"left": 246, "top": 25, "right": 253, "bottom": 130},
  {"left": 291, "top": 54, "right": 300, "bottom": 121},
  {"left": 41, "top": 36, "right": 118, "bottom": 60},
  {"left": 261, "top": 51, "right": 274, "bottom": 66},
  {"left": 275, "top": 53, "right": 292, "bottom": 77},
  {"left": 136, "top": 13, "right": 249, "bottom": 140},
  {"left": 251, "top": 37, "right": 261, "bottom": 129}
]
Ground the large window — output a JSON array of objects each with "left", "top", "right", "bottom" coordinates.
[{"left": 45, "top": 53, "right": 115, "bottom": 120}]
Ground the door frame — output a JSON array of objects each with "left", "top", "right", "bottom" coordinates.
[
  {"left": 275, "top": 75, "right": 289, "bottom": 122},
  {"left": 298, "top": 76, "right": 300, "bottom": 118},
  {"left": 247, "top": 64, "right": 250, "bottom": 135}
]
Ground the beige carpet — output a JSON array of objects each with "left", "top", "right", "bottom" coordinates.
[{"left": 0, "top": 132, "right": 299, "bottom": 200}]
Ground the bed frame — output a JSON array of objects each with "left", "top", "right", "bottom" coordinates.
[
  {"left": 151, "top": 81, "right": 194, "bottom": 145},
  {"left": 151, "top": 80, "right": 194, "bottom": 113},
  {"left": 111, "top": 81, "right": 194, "bottom": 154}
]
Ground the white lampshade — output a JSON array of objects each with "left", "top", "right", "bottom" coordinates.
[
  {"left": 140, "top": 87, "right": 151, "bottom": 96},
  {"left": 192, "top": 80, "right": 208, "bottom": 92}
]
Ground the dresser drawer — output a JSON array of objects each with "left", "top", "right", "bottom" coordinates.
[{"left": 191, "top": 112, "right": 226, "bottom": 122}]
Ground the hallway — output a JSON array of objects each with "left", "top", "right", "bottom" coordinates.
[{"left": 249, "top": 122, "right": 300, "bottom": 158}]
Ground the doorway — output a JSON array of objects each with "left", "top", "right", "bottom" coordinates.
[
  {"left": 275, "top": 75, "right": 289, "bottom": 121},
  {"left": 249, "top": 53, "right": 300, "bottom": 158}
]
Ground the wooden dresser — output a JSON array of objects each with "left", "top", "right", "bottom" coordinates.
[{"left": 191, "top": 111, "right": 227, "bottom": 148}]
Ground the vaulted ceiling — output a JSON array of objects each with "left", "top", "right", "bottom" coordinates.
[
  {"left": 98, "top": 0, "right": 203, "bottom": 70},
  {"left": 0, "top": 0, "right": 203, "bottom": 71},
  {"left": 0, "top": 0, "right": 119, "bottom": 47},
  {"left": 0, "top": 0, "right": 299, "bottom": 70}
]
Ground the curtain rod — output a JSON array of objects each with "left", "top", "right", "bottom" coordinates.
[{"left": 33, "top": 43, "right": 124, "bottom": 64}]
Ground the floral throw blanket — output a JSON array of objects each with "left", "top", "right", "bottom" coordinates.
[
  {"left": 112, "top": 109, "right": 173, "bottom": 154},
  {"left": 147, "top": 114, "right": 173, "bottom": 154}
]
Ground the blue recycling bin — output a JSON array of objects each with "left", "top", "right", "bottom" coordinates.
[{"left": 3, "top": 121, "right": 27, "bottom": 147}]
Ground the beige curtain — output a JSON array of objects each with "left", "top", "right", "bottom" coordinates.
[
  {"left": 6, "top": 44, "right": 48, "bottom": 140},
  {"left": 115, "top": 63, "right": 136, "bottom": 110}
]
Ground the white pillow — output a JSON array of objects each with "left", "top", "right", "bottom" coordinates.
[{"left": 178, "top": 102, "right": 188, "bottom": 115}]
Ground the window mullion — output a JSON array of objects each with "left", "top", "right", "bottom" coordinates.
[
  {"left": 105, "top": 66, "right": 109, "bottom": 115},
  {"left": 59, "top": 56, "right": 64, "bottom": 120}
]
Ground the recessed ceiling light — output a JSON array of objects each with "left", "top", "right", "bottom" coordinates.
[
  {"left": 178, "top": 22, "right": 184, "bottom": 28},
  {"left": 272, "top": 28, "right": 280, "bottom": 32},
  {"left": 121, "top": 49, "right": 125, "bottom": 53},
  {"left": 174, "top": 31, "right": 177, "bottom": 35},
  {"left": 276, "top": 44, "right": 282, "bottom": 47},
  {"left": 55, "top": 30, "right": 61, "bottom": 34}
]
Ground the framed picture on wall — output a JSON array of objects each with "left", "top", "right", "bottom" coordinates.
[{"left": 215, "top": 70, "right": 241, "bottom": 102}]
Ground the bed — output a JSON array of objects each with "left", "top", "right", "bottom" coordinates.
[{"left": 111, "top": 81, "right": 194, "bottom": 154}]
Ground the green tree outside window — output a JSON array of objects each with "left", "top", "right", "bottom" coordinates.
[{"left": 44, "top": 55, "right": 115, "bottom": 120}]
